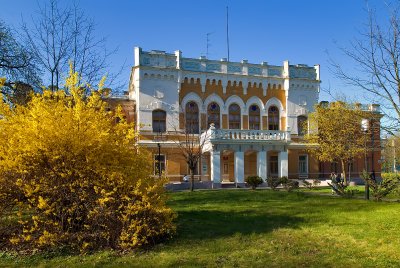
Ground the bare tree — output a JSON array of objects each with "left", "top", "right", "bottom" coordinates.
[
  {"left": 0, "top": 20, "right": 39, "bottom": 105},
  {"left": 172, "top": 104, "right": 210, "bottom": 192},
  {"left": 22, "top": 0, "right": 122, "bottom": 91},
  {"left": 330, "top": 3, "right": 400, "bottom": 134}
]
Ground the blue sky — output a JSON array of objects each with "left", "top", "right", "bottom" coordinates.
[{"left": 0, "top": 0, "right": 390, "bottom": 102}]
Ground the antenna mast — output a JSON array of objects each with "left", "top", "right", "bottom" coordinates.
[
  {"left": 226, "top": 6, "right": 230, "bottom": 62},
  {"left": 206, "top": 32, "right": 212, "bottom": 58}
]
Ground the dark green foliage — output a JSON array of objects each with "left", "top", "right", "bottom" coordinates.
[
  {"left": 363, "top": 171, "right": 400, "bottom": 201},
  {"left": 245, "top": 176, "right": 263, "bottom": 190},
  {"left": 303, "top": 179, "right": 322, "bottom": 190},
  {"left": 313, "top": 179, "right": 321, "bottom": 186},
  {"left": 303, "top": 180, "right": 313, "bottom": 190},
  {"left": 267, "top": 177, "right": 281, "bottom": 190},
  {"left": 281, "top": 177, "right": 299, "bottom": 192}
]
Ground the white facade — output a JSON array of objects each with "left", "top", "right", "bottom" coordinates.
[{"left": 128, "top": 47, "right": 322, "bottom": 186}]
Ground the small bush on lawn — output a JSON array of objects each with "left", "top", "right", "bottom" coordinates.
[
  {"left": 267, "top": 177, "right": 281, "bottom": 190},
  {"left": 0, "top": 67, "right": 176, "bottom": 253},
  {"left": 303, "top": 180, "right": 312, "bottom": 190},
  {"left": 245, "top": 176, "right": 263, "bottom": 190},
  {"left": 363, "top": 171, "right": 400, "bottom": 201},
  {"left": 303, "top": 179, "right": 321, "bottom": 190},
  {"left": 281, "top": 177, "right": 299, "bottom": 192}
]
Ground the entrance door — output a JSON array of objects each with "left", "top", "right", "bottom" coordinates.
[{"left": 269, "top": 155, "right": 278, "bottom": 177}]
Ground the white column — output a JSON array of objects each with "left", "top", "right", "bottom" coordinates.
[
  {"left": 234, "top": 151, "right": 245, "bottom": 183},
  {"left": 257, "top": 151, "right": 267, "bottom": 180},
  {"left": 278, "top": 150, "right": 288, "bottom": 177},
  {"left": 210, "top": 151, "right": 221, "bottom": 183}
]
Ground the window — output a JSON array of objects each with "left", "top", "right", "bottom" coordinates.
[
  {"left": 299, "top": 155, "right": 308, "bottom": 174},
  {"left": 207, "top": 102, "right": 220, "bottom": 128},
  {"left": 297, "top": 115, "right": 307, "bottom": 136},
  {"left": 154, "top": 154, "right": 166, "bottom": 175},
  {"left": 268, "top": 106, "right": 279, "bottom": 130},
  {"left": 185, "top": 101, "right": 199, "bottom": 134},
  {"left": 249, "top": 104, "right": 260, "bottom": 130},
  {"left": 152, "top": 109, "right": 166, "bottom": 132},
  {"left": 229, "top": 103, "right": 241, "bottom": 129},
  {"left": 269, "top": 156, "right": 278, "bottom": 176},
  {"left": 331, "top": 162, "right": 338, "bottom": 173}
]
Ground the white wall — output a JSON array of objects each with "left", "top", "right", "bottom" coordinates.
[{"left": 286, "top": 81, "right": 319, "bottom": 134}]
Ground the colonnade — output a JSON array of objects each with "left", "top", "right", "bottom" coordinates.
[{"left": 210, "top": 150, "right": 288, "bottom": 186}]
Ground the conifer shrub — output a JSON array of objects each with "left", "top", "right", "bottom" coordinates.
[
  {"left": 245, "top": 176, "right": 263, "bottom": 190},
  {"left": 363, "top": 171, "right": 400, "bottom": 201},
  {"left": 0, "top": 68, "right": 175, "bottom": 252},
  {"left": 267, "top": 177, "right": 281, "bottom": 190},
  {"left": 280, "top": 177, "right": 299, "bottom": 192}
]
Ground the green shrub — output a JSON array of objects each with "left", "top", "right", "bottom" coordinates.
[
  {"left": 363, "top": 171, "right": 400, "bottom": 201},
  {"left": 303, "top": 180, "right": 312, "bottom": 190},
  {"left": 267, "top": 177, "right": 281, "bottom": 190},
  {"left": 281, "top": 177, "right": 299, "bottom": 192},
  {"left": 303, "top": 179, "right": 321, "bottom": 190},
  {"left": 245, "top": 176, "right": 263, "bottom": 190},
  {"left": 313, "top": 179, "right": 321, "bottom": 187}
]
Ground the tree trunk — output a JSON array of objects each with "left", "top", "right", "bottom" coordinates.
[
  {"left": 341, "top": 159, "right": 347, "bottom": 185},
  {"left": 190, "top": 168, "right": 194, "bottom": 192}
]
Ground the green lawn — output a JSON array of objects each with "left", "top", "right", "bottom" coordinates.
[{"left": 2, "top": 189, "right": 400, "bottom": 267}]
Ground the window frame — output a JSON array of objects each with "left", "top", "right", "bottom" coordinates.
[
  {"left": 185, "top": 101, "right": 200, "bottom": 134},
  {"left": 207, "top": 102, "right": 221, "bottom": 129},
  {"left": 229, "top": 103, "right": 241, "bottom": 129},
  {"left": 152, "top": 109, "right": 167, "bottom": 133},
  {"left": 154, "top": 154, "right": 166, "bottom": 175},
  {"left": 268, "top": 106, "right": 280, "bottom": 130},
  {"left": 248, "top": 104, "right": 261, "bottom": 130},
  {"left": 298, "top": 155, "right": 308, "bottom": 175}
]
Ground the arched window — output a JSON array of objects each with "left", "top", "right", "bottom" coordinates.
[
  {"left": 268, "top": 106, "right": 279, "bottom": 130},
  {"left": 152, "top": 109, "right": 166, "bottom": 132},
  {"left": 185, "top": 101, "right": 199, "bottom": 134},
  {"left": 229, "top": 103, "right": 241, "bottom": 129},
  {"left": 297, "top": 115, "right": 307, "bottom": 135},
  {"left": 207, "top": 102, "right": 220, "bottom": 128},
  {"left": 249, "top": 104, "right": 260, "bottom": 130}
]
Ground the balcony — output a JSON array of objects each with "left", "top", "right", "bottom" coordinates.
[{"left": 201, "top": 125, "right": 291, "bottom": 152}]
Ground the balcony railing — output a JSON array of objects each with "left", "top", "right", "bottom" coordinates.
[
  {"left": 200, "top": 124, "right": 290, "bottom": 152},
  {"left": 209, "top": 129, "right": 290, "bottom": 141}
]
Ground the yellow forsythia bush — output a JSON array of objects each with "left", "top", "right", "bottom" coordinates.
[{"left": 0, "top": 67, "right": 175, "bottom": 252}]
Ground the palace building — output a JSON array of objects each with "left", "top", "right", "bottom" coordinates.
[{"left": 118, "top": 47, "right": 381, "bottom": 188}]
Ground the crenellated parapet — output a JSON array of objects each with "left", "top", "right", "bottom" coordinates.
[
  {"left": 134, "top": 47, "right": 320, "bottom": 81},
  {"left": 131, "top": 47, "right": 321, "bottom": 134}
]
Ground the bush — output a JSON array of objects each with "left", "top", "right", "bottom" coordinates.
[
  {"left": 0, "top": 68, "right": 176, "bottom": 252},
  {"left": 363, "top": 171, "right": 400, "bottom": 201},
  {"left": 313, "top": 179, "right": 321, "bottom": 187},
  {"left": 267, "top": 177, "right": 281, "bottom": 190},
  {"left": 245, "top": 176, "right": 263, "bottom": 190},
  {"left": 303, "top": 179, "right": 321, "bottom": 190},
  {"left": 281, "top": 177, "right": 299, "bottom": 192},
  {"left": 303, "top": 180, "right": 313, "bottom": 190}
]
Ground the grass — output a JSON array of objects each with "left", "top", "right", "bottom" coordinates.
[{"left": 2, "top": 189, "right": 400, "bottom": 267}]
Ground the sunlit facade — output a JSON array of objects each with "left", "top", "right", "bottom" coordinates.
[{"left": 121, "top": 47, "right": 381, "bottom": 187}]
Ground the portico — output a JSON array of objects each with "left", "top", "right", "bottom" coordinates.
[{"left": 202, "top": 125, "right": 290, "bottom": 187}]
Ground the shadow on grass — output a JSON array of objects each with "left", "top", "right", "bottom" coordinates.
[
  {"left": 175, "top": 209, "right": 304, "bottom": 241},
  {"left": 169, "top": 189, "right": 394, "bottom": 242}
]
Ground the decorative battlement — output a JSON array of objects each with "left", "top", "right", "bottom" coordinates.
[
  {"left": 134, "top": 47, "right": 320, "bottom": 81},
  {"left": 320, "top": 101, "right": 381, "bottom": 113}
]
